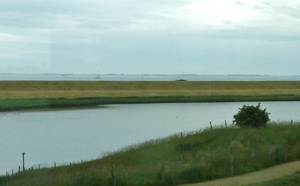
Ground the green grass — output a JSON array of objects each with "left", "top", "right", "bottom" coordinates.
[{"left": 2, "top": 122, "right": 300, "bottom": 186}]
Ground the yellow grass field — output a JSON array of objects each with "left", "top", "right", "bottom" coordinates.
[{"left": 0, "top": 81, "right": 299, "bottom": 99}]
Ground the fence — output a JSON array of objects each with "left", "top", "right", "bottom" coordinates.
[{"left": 3, "top": 160, "right": 87, "bottom": 177}]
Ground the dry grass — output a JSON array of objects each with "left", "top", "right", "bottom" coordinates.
[{"left": 0, "top": 81, "right": 299, "bottom": 99}]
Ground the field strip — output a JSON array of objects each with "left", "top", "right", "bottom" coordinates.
[
  {"left": 0, "top": 89, "right": 300, "bottom": 99},
  {"left": 0, "top": 81, "right": 299, "bottom": 99},
  {"left": 178, "top": 160, "right": 300, "bottom": 186}
]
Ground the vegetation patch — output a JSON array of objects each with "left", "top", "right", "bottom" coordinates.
[
  {"left": 1, "top": 95, "right": 300, "bottom": 112},
  {"left": 234, "top": 103, "right": 270, "bottom": 128},
  {"left": 2, "top": 122, "right": 300, "bottom": 186},
  {"left": 0, "top": 81, "right": 299, "bottom": 111}
]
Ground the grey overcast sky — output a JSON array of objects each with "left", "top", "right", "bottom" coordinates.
[{"left": 0, "top": 0, "right": 299, "bottom": 75}]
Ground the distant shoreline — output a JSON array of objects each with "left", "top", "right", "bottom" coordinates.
[{"left": 0, "top": 74, "right": 300, "bottom": 81}]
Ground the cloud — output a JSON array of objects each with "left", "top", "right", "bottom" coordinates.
[
  {"left": 1, "top": 0, "right": 299, "bottom": 39},
  {"left": 181, "top": 0, "right": 300, "bottom": 40},
  {"left": 0, "top": 0, "right": 299, "bottom": 75},
  {"left": 0, "top": 32, "right": 21, "bottom": 41}
]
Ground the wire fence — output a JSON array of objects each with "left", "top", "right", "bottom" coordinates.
[{"left": 3, "top": 160, "right": 87, "bottom": 177}]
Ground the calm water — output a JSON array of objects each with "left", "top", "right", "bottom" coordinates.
[
  {"left": 1, "top": 102, "right": 300, "bottom": 174},
  {"left": 0, "top": 74, "right": 300, "bottom": 81}
]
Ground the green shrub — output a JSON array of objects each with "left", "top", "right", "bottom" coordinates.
[{"left": 233, "top": 103, "right": 270, "bottom": 128}]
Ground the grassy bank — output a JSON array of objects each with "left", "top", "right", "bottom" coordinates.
[
  {"left": 1, "top": 95, "right": 300, "bottom": 112},
  {"left": 0, "top": 81, "right": 300, "bottom": 111},
  {"left": 2, "top": 122, "right": 300, "bottom": 186}
]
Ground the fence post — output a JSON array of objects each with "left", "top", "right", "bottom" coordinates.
[
  {"left": 251, "top": 151, "right": 255, "bottom": 165},
  {"left": 112, "top": 164, "right": 116, "bottom": 186},
  {"left": 285, "top": 144, "right": 289, "bottom": 162},
  {"left": 269, "top": 145, "right": 273, "bottom": 165},
  {"left": 210, "top": 122, "right": 213, "bottom": 130},
  {"left": 225, "top": 120, "right": 227, "bottom": 128},
  {"left": 22, "top": 152, "right": 25, "bottom": 172},
  {"left": 202, "top": 155, "right": 205, "bottom": 167},
  {"left": 230, "top": 154, "right": 234, "bottom": 176},
  {"left": 201, "top": 155, "right": 206, "bottom": 173},
  {"left": 161, "top": 161, "right": 166, "bottom": 184},
  {"left": 49, "top": 170, "right": 54, "bottom": 186}
]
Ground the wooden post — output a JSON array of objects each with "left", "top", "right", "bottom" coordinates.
[
  {"left": 291, "top": 120, "right": 293, "bottom": 125},
  {"left": 202, "top": 155, "right": 206, "bottom": 169},
  {"left": 22, "top": 152, "right": 25, "bottom": 172},
  {"left": 161, "top": 161, "right": 166, "bottom": 184},
  {"left": 285, "top": 144, "right": 288, "bottom": 162},
  {"left": 39, "top": 164, "right": 41, "bottom": 169},
  {"left": 230, "top": 154, "right": 234, "bottom": 176},
  {"left": 49, "top": 170, "right": 54, "bottom": 186},
  {"left": 18, "top": 166, "right": 21, "bottom": 173},
  {"left": 269, "top": 145, "right": 273, "bottom": 165},
  {"left": 225, "top": 120, "right": 227, "bottom": 128},
  {"left": 112, "top": 164, "right": 116, "bottom": 186},
  {"left": 12, "top": 169, "right": 14, "bottom": 176},
  {"left": 251, "top": 151, "right": 255, "bottom": 164},
  {"left": 210, "top": 122, "right": 213, "bottom": 130},
  {"left": 54, "top": 162, "right": 56, "bottom": 167}
]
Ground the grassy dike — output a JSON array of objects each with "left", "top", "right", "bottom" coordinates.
[
  {"left": 0, "top": 81, "right": 300, "bottom": 111},
  {"left": 2, "top": 122, "right": 300, "bottom": 186}
]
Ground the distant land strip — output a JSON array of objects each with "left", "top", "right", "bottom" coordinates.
[{"left": 0, "top": 81, "right": 299, "bottom": 112}]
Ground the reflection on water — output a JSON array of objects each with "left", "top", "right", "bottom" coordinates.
[{"left": 0, "top": 101, "right": 299, "bottom": 174}]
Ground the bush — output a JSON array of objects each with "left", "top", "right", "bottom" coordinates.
[{"left": 233, "top": 103, "right": 270, "bottom": 128}]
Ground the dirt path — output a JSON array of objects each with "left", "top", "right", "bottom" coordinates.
[{"left": 178, "top": 160, "right": 300, "bottom": 186}]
